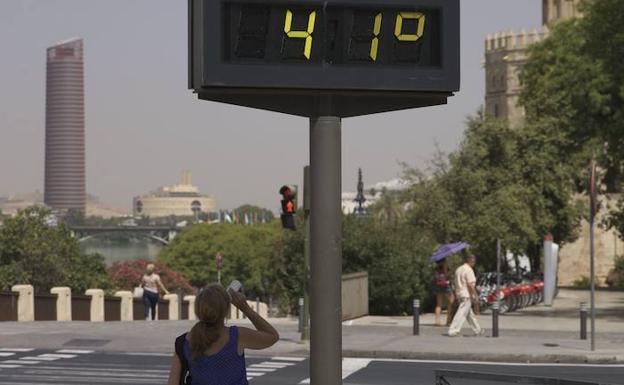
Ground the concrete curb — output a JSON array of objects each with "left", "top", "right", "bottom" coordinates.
[{"left": 341, "top": 349, "right": 624, "bottom": 364}]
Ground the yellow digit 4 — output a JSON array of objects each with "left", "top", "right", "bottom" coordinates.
[
  {"left": 284, "top": 9, "right": 316, "bottom": 59},
  {"left": 369, "top": 13, "right": 382, "bottom": 61},
  {"left": 394, "top": 12, "right": 426, "bottom": 42}
]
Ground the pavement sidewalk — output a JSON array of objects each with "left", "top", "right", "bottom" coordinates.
[{"left": 0, "top": 289, "right": 622, "bottom": 363}]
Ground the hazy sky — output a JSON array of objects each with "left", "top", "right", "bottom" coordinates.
[{"left": 0, "top": 0, "right": 541, "bottom": 212}]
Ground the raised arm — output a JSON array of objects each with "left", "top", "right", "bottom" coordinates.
[{"left": 229, "top": 289, "right": 279, "bottom": 352}]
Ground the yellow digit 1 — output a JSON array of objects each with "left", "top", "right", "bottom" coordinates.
[
  {"left": 394, "top": 12, "right": 426, "bottom": 42},
  {"left": 284, "top": 9, "right": 316, "bottom": 59},
  {"left": 369, "top": 13, "right": 382, "bottom": 61}
]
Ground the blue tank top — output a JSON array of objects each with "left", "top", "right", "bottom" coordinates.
[{"left": 184, "top": 326, "right": 248, "bottom": 385}]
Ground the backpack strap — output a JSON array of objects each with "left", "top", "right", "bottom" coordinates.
[{"left": 174, "top": 333, "right": 191, "bottom": 385}]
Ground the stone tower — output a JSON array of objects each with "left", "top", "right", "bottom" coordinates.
[
  {"left": 543, "top": 0, "right": 583, "bottom": 26},
  {"left": 484, "top": 0, "right": 582, "bottom": 127}
]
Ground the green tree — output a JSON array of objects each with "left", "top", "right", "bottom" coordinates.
[
  {"left": 0, "top": 206, "right": 111, "bottom": 292},
  {"left": 521, "top": 1, "right": 624, "bottom": 191},
  {"left": 158, "top": 222, "right": 280, "bottom": 299},
  {"left": 403, "top": 114, "right": 582, "bottom": 270}
]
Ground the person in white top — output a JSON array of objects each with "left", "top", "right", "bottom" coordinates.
[
  {"left": 448, "top": 255, "right": 484, "bottom": 337},
  {"left": 141, "top": 263, "right": 169, "bottom": 320}
]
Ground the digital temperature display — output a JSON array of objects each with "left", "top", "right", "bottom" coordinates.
[
  {"left": 188, "top": 0, "right": 460, "bottom": 117},
  {"left": 225, "top": 5, "right": 441, "bottom": 66}
]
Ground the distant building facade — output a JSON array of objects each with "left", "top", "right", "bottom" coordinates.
[
  {"left": 484, "top": 0, "right": 582, "bottom": 127},
  {"left": 44, "top": 38, "right": 86, "bottom": 213},
  {"left": 133, "top": 171, "right": 216, "bottom": 217}
]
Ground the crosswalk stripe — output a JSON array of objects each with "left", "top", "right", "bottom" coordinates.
[
  {"left": 246, "top": 367, "right": 276, "bottom": 372},
  {"left": 2, "top": 360, "right": 39, "bottom": 365},
  {"left": 0, "top": 349, "right": 33, "bottom": 352},
  {"left": 19, "top": 356, "right": 59, "bottom": 361},
  {"left": 56, "top": 349, "right": 94, "bottom": 354},
  {"left": 258, "top": 361, "right": 295, "bottom": 367},
  {"left": 0, "top": 365, "right": 22, "bottom": 368},
  {"left": 37, "top": 353, "right": 77, "bottom": 359},
  {"left": 246, "top": 372, "right": 265, "bottom": 377},
  {"left": 299, "top": 358, "right": 371, "bottom": 384},
  {"left": 271, "top": 356, "right": 306, "bottom": 362},
  {"left": 0, "top": 353, "right": 15, "bottom": 357}
]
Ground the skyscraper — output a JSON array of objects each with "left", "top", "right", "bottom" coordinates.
[{"left": 44, "top": 38, "right": 86, "bottom": 213}]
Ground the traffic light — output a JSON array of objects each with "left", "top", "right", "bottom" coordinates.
[{"left": 279, "top": 185, "right": 297, "bottom": 230}]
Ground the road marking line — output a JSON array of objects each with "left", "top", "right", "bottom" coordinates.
[
  {"left": 56, "top": 349, "right": 94, "bottom": 354},
  {"left": 299, "top": 357, "right": 372, "bottom": 384},
  {"left": 37, "top": 353, "right": 77, "bottom": 359},
  {"left": 0, "top": 353, "right": 15, "bottom": 357},
  {"left": 271, "top": 356, "right": 306, "bottom": 362},
  {"left": 3, "top": 360, "right": 39, "bottom": 365},
  {"left": 0, "top": 348, "right": 33, "bottom": 352},
  {"left": 19, "top": 356, "right": 59, "bottom": 361},
  {"left": 120, "top": 352, "right": 172, "bottom": 357},
  {"left": 250, "top": 363, "right": 292, "bottom": 369},
  {"left": 258, "top": 361, "right": 295, "bottom": 367}
]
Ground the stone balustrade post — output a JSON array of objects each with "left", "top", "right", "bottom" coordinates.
[
  {"left": 85, "top": 289, "right": 105, "bottom": 322},
  {"left": 184, "top": 295, "right": 196, "bottom": 320},
  {"left": 163, "top": 294, "right": 179, "bottom": 321},
  {"left": 114, "top": 291, "right": 134, "bottom": 321},
  {"left": 50, "top": 287, "right": 72, "bottom": 321},
  {"left": 11, "top": 285, "right": 34, "bottom": 322}
]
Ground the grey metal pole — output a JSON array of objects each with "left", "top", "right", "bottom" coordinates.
[
  {"left": 590, "top": 216, "right": 596, "bottom": 351},
  {"left": 496, "top": 240, "right": 501, "bottom": 312},
  {"left": 302, "top": 165, "right": 311, "bottom": 341},
  {"left": 310, "top": 116, "right": 342, "bottom": 385},
  {"left": 298, "top": 297, "right": 304, "bottom": 333},
  {"left": 580, "top": 302, "right": 588, "bottom": 340},
  {"left": 413, "top": 299, "right": 420, "bottom": 336},
  {"left": 492, "top": 301, "right": 499, "bottom": 338}
]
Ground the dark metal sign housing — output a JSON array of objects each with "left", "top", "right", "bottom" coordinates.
[{"left": 189, "top": 0, "right": 460, "bottom": 116}]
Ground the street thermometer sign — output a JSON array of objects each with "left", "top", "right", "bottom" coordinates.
[
  {"left": 188, "top": 2, "right": 459, "bottom": 384},
  {"left": 188, "top": 0, "right": 460, "bottom": 117}
]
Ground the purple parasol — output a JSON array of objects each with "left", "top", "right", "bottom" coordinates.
[{"left": 429, "top": 241, "right": 470, "bottom": 262}]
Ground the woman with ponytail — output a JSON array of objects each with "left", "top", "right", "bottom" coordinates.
[{"left": 167, "top": 284, "right": 279, "bottom": 385}]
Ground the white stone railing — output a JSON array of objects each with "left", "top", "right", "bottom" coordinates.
[{"left": 5, "top": 286, "right": 268, "bottom": 323}]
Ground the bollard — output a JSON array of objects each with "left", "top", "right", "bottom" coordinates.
[
  {"left": 256, "top": 297, "right": 260, "bottom": 314},
  {"left": 492, "top": 301, "right": 500, "bottom": 338},
  {"left": 269, "top": 296, "right": 273, "bottom": 318},
  {"left": 51, "top": 287, "right": 72, "bottom": 321},
  {"left": 580, "top": 302, "right": 588, "bottom": 340},
  {"left": 184, "top": 295, "right": 197, "bottom": 320},
  {"left": 298, "top": 297, "right": 304, "bottom": 333},
  {"left": 12, "top": 285, "right": 35, "bottom": 322},
  {"left": 164, "top": 294, "right": 179, "bottom": 320},
  {"left": 85, "top": 289, "right": 105, "bottom": 322},
  {"left": 413, "top": 299, "right": 420, "bottom": 336},
  {"left": 114, "top": 291, "right": 134, "bottom": 321}
]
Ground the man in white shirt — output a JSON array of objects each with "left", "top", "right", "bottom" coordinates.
[{"left": 448, "top": 255, "right": 484, "bottom": 337}]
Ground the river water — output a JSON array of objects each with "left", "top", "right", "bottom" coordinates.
[{"left": 79, "top": 237, "right": 163, "bottom": 265}]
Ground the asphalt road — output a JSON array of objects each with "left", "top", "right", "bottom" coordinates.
[{"left": 0, "top": 348, "right": 623, "bottom": 385}]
